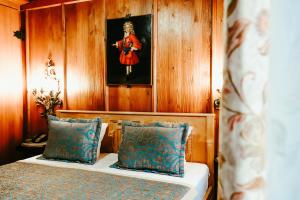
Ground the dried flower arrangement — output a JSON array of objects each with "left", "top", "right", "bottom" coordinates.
[
  {"left": 32, "top": 89, "right": 62, "bottom": 117},
  {"left": 32, "top": 58, "right": 62, "bottom": 117}
]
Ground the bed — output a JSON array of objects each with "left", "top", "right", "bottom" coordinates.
[{"left": 0, "top": 111, "right": 215, "bottom": 200}]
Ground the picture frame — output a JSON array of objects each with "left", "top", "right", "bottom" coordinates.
[{"left": 106, "top": 14, "right": 152, "bottom": 85}]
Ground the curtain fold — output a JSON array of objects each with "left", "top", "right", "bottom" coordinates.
[{"left": 219, "top": 0, "right": 270, "bottom": 199}]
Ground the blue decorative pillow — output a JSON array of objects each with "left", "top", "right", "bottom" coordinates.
[
  {"left": 111, "top": 121, "right": 189, "bottom": 177},
  {"left": 43, "top": 116, "right": 102, "bottom": 164}
]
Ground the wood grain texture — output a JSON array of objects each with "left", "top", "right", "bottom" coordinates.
[
  {"left": 0, "top": 0, "right": 28, "bottom": 9},
  {"left": 203, "top": 186, "right": 213, "bottom": 200},
  {"left": 23, "top": 0, "right": 223, "bottom": 138},
  {"left": 24, "top": 0, "right": 216, "bottom": 114},
  {"left": 152, "top": 0, "right": 158, "bottom": 111},
  {"left": 27, "top": 6, "right": 64, "bottom": 137},
  {"left": 212, "top": 0, "right": 223, "bottom": 156},
  {"left": 109, "top": 85, "right": 152, "bottom": 111},
  {"left": 21, "top": 10, "right": 27, "bottom": 140},
  {"left": 212, "top": 1, "right": 223, "bottom": 196},
  {"left": 56, "top": 110, "right": 215, "bottom": 185},
  {"left": 64, "top": 1, "right": 105, "bottom": 110},
  {"left": 105, "top": 0, "right": 153, "bottom": 112},
  {"left": 157, "top": 0, "right": 212, "bottom": 113},
  {"left": 0, "top": 5, "right": 23, "bottom": 164},
  {"left": 212, "top": 0, "right": 224, "bottom": 110},
  {"left": 105, "top": 0, "right": 152, "bottom": 19},
  {"left": 21, "top": 0, "right": 89, "bottom": 10}
]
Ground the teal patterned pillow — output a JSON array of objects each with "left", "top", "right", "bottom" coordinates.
[
  {"left": 112, "top": 121, "right": 189, "bottom": 177},
  {"left": 43, "top": 116, "right": 102, "bottom": 164}
]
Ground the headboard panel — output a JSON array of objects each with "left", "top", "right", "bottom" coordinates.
[{"left": 56, "top": 110, "right": 215, "bottom": 185}]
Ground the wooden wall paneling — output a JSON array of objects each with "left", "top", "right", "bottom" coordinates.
[
  {"left": 21, "top": 0, "right": 88, "bottom": 10},
  {"left": 0, "top": 5, "right": 23, "bottom": 164},
  {"left": 0, "top": 0, "right": 28, "bottom": 10},
  {"left": 212, "top": 0, "right": 224, "bottom": 111},
  {"left": 21, "top": 10, "right": 28, "bottom": 138},
  {"left": 157, "top": 0, "right": 212, "bottom": 113},
  {"left": 61, "top": 4, "right": 67, "bottom": 109},
  {"left": 105, "top": 0, "right": 153, "bottom": 112},
  {"left": 102, "top": 0, "right": 108, "bottom": 111},
  {"left": 212, "top": 0, "right": 223, "bottom": 157},
  {"left": 23, "top": 0, "right": 218, "bottom": 116},
  {"left": 27, "top": 5, "right": 64, "bottom": 137},
  {"left": 152, "top": 0, "right": 158, "bottom": 112},
  {"left": 109, "top": 85, "right": 152, "bottom": 111},
  {"left": 64, "top": 0, "right": 105, "bottom": 110},
  {"left": 94, "top": 0, "right": 106, "bottom": 111},
  {"left": 105, "top": 0, "right": 152, "bottom": 19},
  {"left": 212, "top": 0, "right": 224, "bottom": 197}
]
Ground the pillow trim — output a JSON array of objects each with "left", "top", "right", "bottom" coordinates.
[
  {"left": 45, "top": 115, "right": 102, "bottom": 164},
  {"left": 119, "top": 120, "right": 189, "bottom": 176}
]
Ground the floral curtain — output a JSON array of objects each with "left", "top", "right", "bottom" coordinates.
[{"left": 219, "top": 0, "right": 270, "bottom": 199}]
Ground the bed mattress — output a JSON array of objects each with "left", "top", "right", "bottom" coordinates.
[{"left": 20, "top": 153, "right": 209, "bottom": 200}]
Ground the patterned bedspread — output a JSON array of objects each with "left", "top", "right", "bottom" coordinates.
[{"left": 0, "top": 162, "right": 190, "bottom": 200}]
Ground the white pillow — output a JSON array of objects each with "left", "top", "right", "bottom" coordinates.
[
  {"left": 187, "top": 126, "right": 193, "bottom": 138},
  {"left": 96, "top": 123, "right": 108, "bottom": 157},
  {"left": 185, "top": 126, "right": 193, "bottom": 163}
]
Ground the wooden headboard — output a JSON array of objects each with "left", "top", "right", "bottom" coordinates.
[{"left": 56, "top": 110, "right": 215, "bottom": 185}]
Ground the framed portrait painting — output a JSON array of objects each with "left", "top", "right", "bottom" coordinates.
[{"left": 106, "top": 14, "right": 152, "bottom": 85}]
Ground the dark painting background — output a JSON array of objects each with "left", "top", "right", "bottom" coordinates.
[{"left": 106, "top": 14, "right": 152, "bottom": 85}]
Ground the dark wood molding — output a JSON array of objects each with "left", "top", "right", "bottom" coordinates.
[
  {"left": 0, "top": 0, "right": 28, "bottom": 10},
  {"left": 21, "top": 0, "right": 90, "bottom": 10}
]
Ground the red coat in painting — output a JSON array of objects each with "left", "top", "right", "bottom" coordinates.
[{"left": 116, "top": 34, "right": 142, "bottom": 66}]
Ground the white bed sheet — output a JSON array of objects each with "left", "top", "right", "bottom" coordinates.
[{"left": 20, "top": 153, "right": 209, "bottom": 200}]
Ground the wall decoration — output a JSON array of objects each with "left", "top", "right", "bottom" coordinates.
[
  {"left": 13, "top": 28, "right": 25, "bottom": 40},
  {"left": 32, "top": 58, "right": 62, "bottom": 117},
  {"left": 106, "top": 14, "right": 152, "bottom": 85}
]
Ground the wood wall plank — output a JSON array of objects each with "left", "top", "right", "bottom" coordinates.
[
  {"left": 0, "top": 0, "right": 28, "bottom": 10},
  {"left": 21, "top": 0, "right": 85, "bottom": 10},
  {"left": 157, "top": 0, "right": 212, "bottom": 113},
  {"left": 105, "top": 0, "right": 152, "bottom": 19},
  {"left": 109, "top": 86, "right": 152, "bottom": 111},
  {"left": 64, "top": 1, "right": 105, "bottom": 110},
  {"left": 212, "top": 0, "right": 224, "bottom": 193},
  {"left": 0, "top": 5, "right": 23, "bottom": 164},
  {"left": 212, "top": 0, "right": 224, "bottom": 106},
  {"left": 27, "top": 6, "right": 64, "bottom": 137}
]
